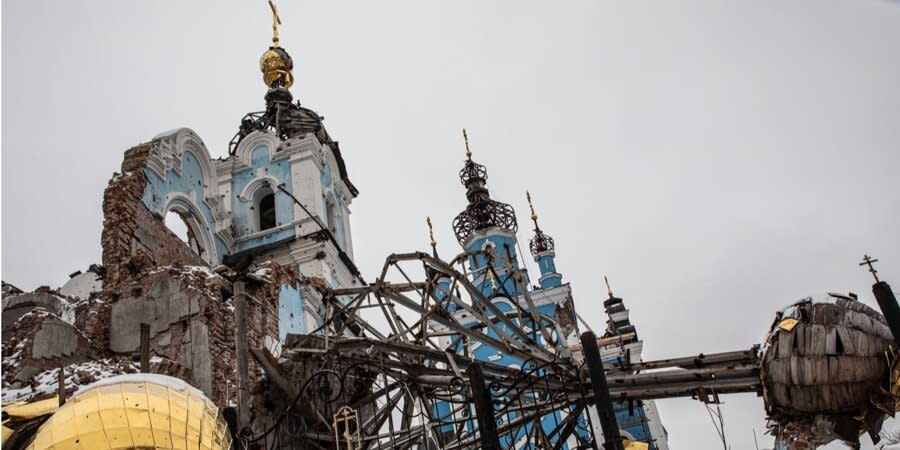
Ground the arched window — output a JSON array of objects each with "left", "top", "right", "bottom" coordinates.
[
  {"left": 255, "top": 187, "right": 277, "bottom": 231},
  {"left": 164, "top": 209, "right": 204, "bottom": 257}
]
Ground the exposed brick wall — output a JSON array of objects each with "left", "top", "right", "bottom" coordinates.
[
  {"left": 2, "top": 309, "right": 99, "bottom": 386},
  {"left": 101, "top": 143, "right": 205, "bottom": 288},
  {"left": 77, "top": 263, "right": 286, "bottom": 406}
]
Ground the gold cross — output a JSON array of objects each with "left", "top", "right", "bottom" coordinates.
[{"left": 267, "top": 0, "right": 282, "bottom": 46}]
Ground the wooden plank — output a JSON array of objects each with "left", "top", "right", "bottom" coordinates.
[
  {"left": 790, "top": 356, "right": 800, "bottom": 386},
  {"left": 778, "top": 330, "right": 792, "bottom": 358},
  {"left": 825, "top": 327, "right": 837, "bottom": 355},
  {"left": 836, "top": 326, "right": 855, "bottom": 355},
  {"left": 811, "top": 325, "right": 826, "bottom": 355}
]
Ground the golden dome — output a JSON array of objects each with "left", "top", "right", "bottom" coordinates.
[
  {"left": 260, "top": 46, "right": 294, "bottom": 89},
  {"left": 24, "top": 374, "right": 231, "bottom": 450}
]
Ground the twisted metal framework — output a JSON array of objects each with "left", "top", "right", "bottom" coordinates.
[
  {"left": 229, "top": 89, "right": 324, "bottom": 154},
  {"left": 459, "top": 159, "right": 488, "bottom": 186},
  {"left": 452, "top": 201, "right": 519, "bottom": 245},
  {"left": 244, "top": 246, "right": 761, "bottom": 450}
]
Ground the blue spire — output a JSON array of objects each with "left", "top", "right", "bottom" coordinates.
[{"left": 526, "top": 191, "right": 562, "bottom": 289}]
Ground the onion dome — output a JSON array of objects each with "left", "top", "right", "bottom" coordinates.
[
  {"left": 260, "top": 0, "right": 294, "bottom": 89},
  {"left": 260, "top": 46, "right": 294, "bottom": 89},
  {"left": 451, "top": 130, "right": 517, "bottom": 245},
  {"left": 23, "top": 374, "right": 232, "bottom": 450},
  {"left": 526, "top": 191, "right": 555, "bottom": 258}
]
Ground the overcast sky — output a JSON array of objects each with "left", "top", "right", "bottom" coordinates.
[{"left": 3, "top": 1, "right": 900, "bottom": 448}]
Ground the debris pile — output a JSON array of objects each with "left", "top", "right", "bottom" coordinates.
[{"left": 762, "top": 294, "right": 896, "bottom": 448}]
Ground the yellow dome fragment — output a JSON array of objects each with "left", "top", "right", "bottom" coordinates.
[{"left": 25, "top": 374, "right": 231, "bottom": 450}]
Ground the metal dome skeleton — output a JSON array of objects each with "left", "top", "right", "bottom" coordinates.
[{"left": 452, "top": 130, "right": 518, "bottom": 245}]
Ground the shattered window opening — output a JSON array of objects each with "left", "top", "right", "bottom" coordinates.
[
  {"left": 257, "top": 189, "right": 277, "bottom": 231},
  {"left": 164, "top": 210, "right": 203, "bottom": 256}
]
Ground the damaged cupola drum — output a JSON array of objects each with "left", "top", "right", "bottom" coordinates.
[{"left": 760, "top": 294, "right": 897, "bottom": 448}]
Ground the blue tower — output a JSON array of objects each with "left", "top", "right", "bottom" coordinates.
[
  {"left": 526, "top": 191, "right": 562, "bottom": 290},
  {"left": 595, "top": 280, "right": 670, "bottom": 449},
  {"left": 432, "top": 130, "right": 669, "bottom": 449},
  {"left": 435, "top": 131, "right": 586, "bottom": 449},
  {"left": 125, "top": 33, "right": 361, "bottom": 345}
]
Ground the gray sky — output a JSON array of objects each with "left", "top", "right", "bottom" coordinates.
[{"left": 3, "top": 1, "right": 900, "bottom": 448}]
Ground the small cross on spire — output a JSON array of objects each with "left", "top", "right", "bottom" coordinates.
[
  {"left": 860, "top": 254, "right": 880, "bottom": 283},
  {"left": 267, "top": 0, "right": 282, "bottom": 47},
  {"left": 526, "top": 190, "right": 538, "bottom": 222},
  {"left": 426, "top": 216, "right": 437, "bottom": 250},
  {"left": 462, "top": 128, "right": 472, "bottom": 160}
]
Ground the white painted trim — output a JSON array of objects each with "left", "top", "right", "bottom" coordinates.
[
  {"left": 142, "top": 128, "right": 234, "bottom": 252},
  {"left": 237, "top": 176, "right": 284, "bottom": 202},
  {"left": 163, "top": 193, "right": 219, "bottom": 264}
]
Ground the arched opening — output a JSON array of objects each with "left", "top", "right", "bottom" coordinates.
[
  {"left": 164, "top": 209, "right": 204, "bottom": 257},
  {"left": 255, "top": 187, "right": 277, "bottom": 231}
]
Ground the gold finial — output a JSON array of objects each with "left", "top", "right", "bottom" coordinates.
[
  {"left": 463, "top": 128, "right": 472, "bottom": 159},
  {"left": 604, "top": 276, "right": 614, "bottom": 298},
  {"left": 526, "top": 191, "right": 538, "bottom": 221},
  {"left": 426, "top": 216, "right": 437, "bottom": 249},
  {"left": 268, "top": 0, "right": 282, "bottom": 47},
  {"left": 260, "top": 0, "right": 294, "bottom": 89}
]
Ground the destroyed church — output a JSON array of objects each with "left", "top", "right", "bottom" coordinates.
[
  {"left": 1, "top": 6, "right": 670, "bottom": 449},
  {"left": 6, "top": 4, "right": 900, "bottom": 450}
]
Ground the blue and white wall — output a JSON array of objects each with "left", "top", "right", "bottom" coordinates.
[{"left": 137, "top": 128, "right": 356, "bottom": 344}]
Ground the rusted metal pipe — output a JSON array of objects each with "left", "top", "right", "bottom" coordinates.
[
  {"left": 580, "top": 331, "right": 624, "bottom": 450},
  {"left": 467, "top": 362, "right": 500, "bottom": 450}
]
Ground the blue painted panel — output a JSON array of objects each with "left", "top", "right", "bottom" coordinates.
[
  {"left": 465, "top": 235, "right": 522, "bottom": 298},
  {"left": 615, "top": 404, "right": 654, "bottom": 445},
  {"left": 538, "top": 254, "right": 557, "bottom": 275},
  {"left": 320, "top": 163, "right": 332, "bottom": 188},
  {"left": 278, "top": 284, "right": 305, "bottom": 342},
  {"left": 229, "top": 145, "right": 296, "bottom": 250},
  {"left": 232, "top": 227, "right": 295, "bottom": 253},
  {"left": 142, "top": 151, "right": 228, "bottom": 262}
]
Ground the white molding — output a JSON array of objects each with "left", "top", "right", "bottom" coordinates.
[
  {"left": 236, "top": 176, "right": 284, "bottom": 202},
  {"left": 163, "top": 193, "right": 219, "bottom": 264},
  {"left": 463, "top": 227, "right": 517, "bottom": 248},
  {"left": 232, "top": 222, "right": 295, "bottom": 244},
  {"left": 142, "top": 128, "right": 233, "bottom": 253}
]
